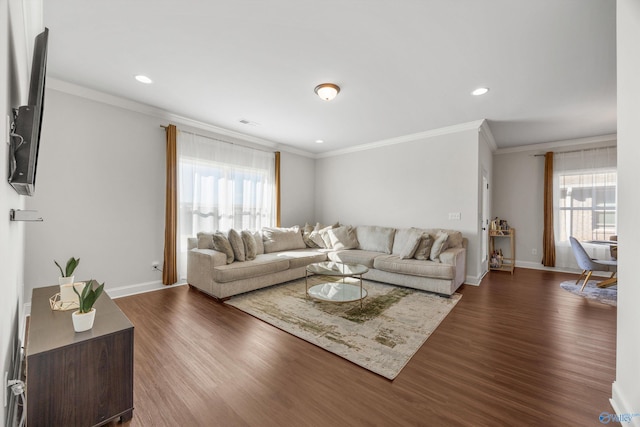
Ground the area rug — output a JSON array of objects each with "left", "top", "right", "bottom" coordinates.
[
  {"left": 560, "top": 280, "right": 617, "bottom": 306},
  {"left": 225, "top": 278, "right": 461, "bottom": 380}
]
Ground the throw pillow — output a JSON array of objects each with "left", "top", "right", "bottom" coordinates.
[
  {"left": 308, "top": 223, "right": 327, "bottom": 248},
  {"left": 413, "top": 234, "right": 434, "bottom": 260},
  {"left": 196, "top": 232, "right": 214, "bottom": 250},
  {"left": 430, "top": 231, "right": 449, "bottom": 262},
  {"left": 262, "top": 226, "right": 306, "bottom": 253},
  {"left": 227, "top": 229, "right": 245, "bottom": 262},
  {"left": 212, "top": 232, "right": 235, "bottom": 264},
  {"left": 327, "top": 225, "right": 359, "bottom": 250},
  {"left": 241, "top": 230, "right": 257, "bottom": 260},
  {"left": 253, "top": 231, "right": 264, "bottom": 255},
  {"left": 399, "top": 228, "right": 423, "bottom": 259},
  {"left": 355, "top": 226, "right": 396, "bottom": 254},
  {"left": 318, "top": 225, "right": 335, "bottom": 248},
  {"left": 302, "top": 222, "right": 319, "bottom": 248}
]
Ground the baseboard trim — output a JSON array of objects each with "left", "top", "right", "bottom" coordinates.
[
  {"left": 514, "top": 260, "right": 612, "bottom": 278},
  {"left": 107, "top": 280, "right": 187, "bottom": 299},
  {"left": 23, "top": 280, "right": 188, "bottom": 317},
  {"left": 464, "top": 274, "right": 483, "bottom": 286},
  {"left": 610, "top": 381, "right": 640, "bottom": 427}
]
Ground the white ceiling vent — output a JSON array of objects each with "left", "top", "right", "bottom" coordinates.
[{"left": 239, "top": 119, "right": 260, "bottom": 126}]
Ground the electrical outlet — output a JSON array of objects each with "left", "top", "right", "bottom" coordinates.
[
  {"left": 448, "top": 212, "right": 461, "bottom": 220},
  {"left": 532, "top": 248, "right": 538, "bottom": 255},
  {"left": 4, "top": 371, "right": 7, "bottom": 407}
]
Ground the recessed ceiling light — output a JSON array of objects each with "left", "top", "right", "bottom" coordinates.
[
  {"left": 315, "top": 140, "right": 324, "bottom": 144},
  {"left": 135, "top": 75, "right": 153, "bottom": 84},
  {"left": 471, "top": 87, "right": 489, "bottom": 96}
]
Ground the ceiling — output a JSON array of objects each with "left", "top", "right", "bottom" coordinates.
[{"left": 43, "top": 0, "right": 616, "bottom": 154}]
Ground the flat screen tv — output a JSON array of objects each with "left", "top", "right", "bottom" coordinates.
[{"left": 9, "top": 27, "right": 49, "bottom": 196}]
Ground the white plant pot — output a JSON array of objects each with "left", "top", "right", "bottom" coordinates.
[
  {"left": 72, "top": 308, "right": 96, "bottom": 332},
  {"left": 59, "top": 282, "right": 85, "bottom": 306},
  {"left": 59, "top": 275, "right": 75, "bottom": 285}
]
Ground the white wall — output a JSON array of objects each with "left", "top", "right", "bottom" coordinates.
[
  {"left": 1, "top": 1, "right": 31, "bottom": 425},
  {"left": 613, "top": 0, "right": 640, "bottom": 422},
  {"left": 492, "top": 137, "right": 617, "bottom": 271},
  {"left": 315, "top": 126, "right": 483, "bottom": 282},
  {"left": 24, "top": 89, "right": 167, "bottom": 297},
  {"left": 279, "top": 150, "right": 315, "bottom": 227},
  {"left": 22, "top": 87, "right": 318, "bottom": 300}
]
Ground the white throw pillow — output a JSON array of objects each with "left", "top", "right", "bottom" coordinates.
[
  {"left": 262, "top": 226, "right": 306, "bottom": 253},
  {"left": 399, "top": 228, "right": 423, "bottom": 259},
  {"left": 430, "top": 231, "right": 449, "bottom": 262},
  {"left": 328, "top": 225, "right": 359, "bottom": 250}
]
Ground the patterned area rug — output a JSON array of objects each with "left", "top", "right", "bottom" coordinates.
[
  {"left": 225, "top": 278, "right": 461, "bottom": 380},
  {"left": 560, "top": 280, "right": 617, "bottom": 306}
]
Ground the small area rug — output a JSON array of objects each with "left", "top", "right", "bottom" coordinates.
[
  {"left": 225, "top": 278, "right": 461, "bottom": 380},
  {"left": 560, "top": 280, "right": 617, "bottom": 306}
]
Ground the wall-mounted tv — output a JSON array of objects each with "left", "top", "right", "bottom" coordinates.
[{"left": 8, "top": 27, "right": 49, "bottom": 196}]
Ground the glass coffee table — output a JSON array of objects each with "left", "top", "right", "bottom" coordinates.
[{"left": 305, "top": 261, "right": 369, "bottom": 308}]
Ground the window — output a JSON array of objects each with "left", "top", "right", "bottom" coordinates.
[
  {"left": 557, "top": 171, "right": 617, "bottom": 241},
  {"left": 177, "top": 131, "right": 275, "bottom": 279},
  {"left": 552, "top": 146, "right": 617, "bottom": 268}
]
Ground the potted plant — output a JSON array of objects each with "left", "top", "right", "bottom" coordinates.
[
  {"left": 55, "top": 257, "right": 80, "bottom": 285},
  {"left": 71, "top": 279, "right": 104, "bottom": 332},
  {"left": 55, "top": 257, "right": 84, "bottom": 306}
]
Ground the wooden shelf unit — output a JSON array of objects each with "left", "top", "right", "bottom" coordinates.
[
  {"left": 488, "top": 228, "right": 516, "bottom": 274},
  {"left": 26, "top": 286, "right": 134, "bottom": 427}
]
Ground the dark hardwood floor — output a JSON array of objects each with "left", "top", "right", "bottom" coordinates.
[{"left": 110, "top": 268, "right": 617, "bottom": 427}]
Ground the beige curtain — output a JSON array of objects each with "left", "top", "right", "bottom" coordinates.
[
  {"left": 275, "top": 151, "right": 281, "bottom": 227},
  {"left": 163, "top": 124, "right": 178, "bottom": 285},
  {"left": 542, "top": 151, "right": 556, "bottom": 267}
]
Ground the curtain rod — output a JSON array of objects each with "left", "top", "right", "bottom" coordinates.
[
  {"left": 533, "top": 145, "right": 616, "bottom": 157},
  {"left": 160, "top": 125, "right": 277, "bottom": 154}
]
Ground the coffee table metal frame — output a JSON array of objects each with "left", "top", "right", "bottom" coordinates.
[{"left": 305, "top": 261, "right": 369, "bottom": 308}]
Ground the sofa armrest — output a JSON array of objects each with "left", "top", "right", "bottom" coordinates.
[
  {"left": 187, "top": 237, "right": 198, "bottom": 250},
  {"left": 187, "top": 249, "right": 227, "bottom": 289},
  {"left": 439, "top": 246, "right": 466, "bottom": 287}
]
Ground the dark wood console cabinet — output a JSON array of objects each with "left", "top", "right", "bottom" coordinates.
[{"left": 27, "top": 286, "right": 134, "bottom": 426}]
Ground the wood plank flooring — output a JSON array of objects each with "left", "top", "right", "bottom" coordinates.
[{"left": 110, "top": 268, "right": 618, "bottom": 427}]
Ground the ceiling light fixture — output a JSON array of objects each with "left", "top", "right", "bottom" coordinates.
[
  {"left": 471, "top": 87, "right": 489, "bottom": 96},
  {"left": 314, "top": 83, "right": 340, "bottom": 101},
  {"left": 315, "top": 140, "right": 324, "bottom": 144},
  {"left": 135, "top": 75, "right": 153, "bottom": 84}
]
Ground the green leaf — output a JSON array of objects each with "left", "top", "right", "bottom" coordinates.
[
  {"left": 73, "top": 279, "right": 104, "bottom": 313},
  {"left": 65, "top": 257, "right": 80, "bottom": 277},
  {"left": 54, "top": 260, "right": 64, "bottom": 277}
]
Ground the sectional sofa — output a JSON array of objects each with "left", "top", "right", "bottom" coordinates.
[{"left": 187, "top": 224, "right": 467, "bottom": 301}]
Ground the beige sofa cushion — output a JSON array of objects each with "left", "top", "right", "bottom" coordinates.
[
  {"left": 413, "top": 234, "right": 434, "bottom": 260},
  {"left": 241, "top": 230, "right": 257, "bottom": 261},
  {"left": 327, "top": 249, "right": 382, "bottom": 268},
  {"left": 328, "top": 225, "right": 359, "bottom": 250},
  {"left": 197, "top": 232, "right": 215, "bottom": 249},
  {"left": 262, "top": 226, "right": 306, "bottom": 253},
  {"left": 253, "top": 231, "right": 264, "bottom": 255},
  {"left": 302, "top": 223, "right": 319, "bottom": 248},
  {"left": 356, "top": 226, "right": 395, "bottom": 254},
  {"left": 399, "top": 228, "right": 423, "bottom": 259},
  {"left": 213, "top": 254, "right": 289, "bottom": 283},
  {"left": 272, "top": 249, "right": 328, "bottom": 269},
  {"left": 430, "top": 231, "right": 449, "bottom": 262},
  {"left": 212, "top": 232, "right": 235, "bottom": 264},
  {"left": 373, "top": 255, "right": 455, "bottom": 280},
  {"left": 228, "top": 229, "right": 245, "bottom": 262}
]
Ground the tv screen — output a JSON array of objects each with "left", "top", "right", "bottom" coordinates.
[{"left": 9, "top": 27, "right": 49, "bottom": 196}]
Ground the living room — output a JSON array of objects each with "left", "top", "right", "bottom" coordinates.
[{"left": 1, "top": 1, "right": 639, "bottom": 426}]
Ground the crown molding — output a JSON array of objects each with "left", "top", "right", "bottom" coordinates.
[
  {"left": 478, "top": 120, "right": 498, "bottom": 151},
  {"left": 46, "top": 78, "right": 317, "bottom": 158},
  {"left": 494, "top": 133, "right": 617, "bottom": 155},
  {"left": 316, "top": 120, "right": 485, "bottom": 159}
]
